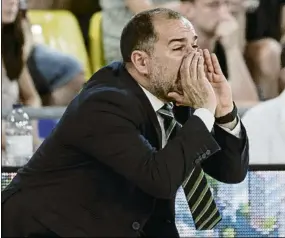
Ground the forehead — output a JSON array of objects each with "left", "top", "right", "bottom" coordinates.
[{"left": 153, "top": 17, "right": 196, "bottom": 44}]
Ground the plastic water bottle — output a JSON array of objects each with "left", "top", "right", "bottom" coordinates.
[{"left": 4, "top": 104, "right": 33, "bottom": 166}]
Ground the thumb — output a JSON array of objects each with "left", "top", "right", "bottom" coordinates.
[{"left": 167, "top": 92, "right": 184, "bottom": 104}]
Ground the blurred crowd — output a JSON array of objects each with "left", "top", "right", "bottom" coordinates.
[{"left": 2, "top": 0, "right": 285, "bottom": 164}]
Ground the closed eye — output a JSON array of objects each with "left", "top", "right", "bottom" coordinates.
[{"left": 173, "top": 46, "right": 184, "bottom": 51}]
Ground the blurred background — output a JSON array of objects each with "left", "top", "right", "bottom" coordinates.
[{"left": 1, "top": 0, "right": 285, "bottom": 237}]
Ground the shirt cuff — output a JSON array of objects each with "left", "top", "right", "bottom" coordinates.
[
  {"left": 193, "top": 108, "right": 215, "bottom": 132},
  {"left": 217, "top": 117, "right": 242, "bottom": 138}
]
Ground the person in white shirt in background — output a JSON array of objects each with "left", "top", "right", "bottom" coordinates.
[
  {"left": 242, "top": 89, "right": 285, "bottom": 164},
  {"left": 242, "top": 88, "right": 285, "bottom": 237}
]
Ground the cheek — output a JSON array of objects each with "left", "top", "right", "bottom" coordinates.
[
  {"left": 2, "top": 8, "right": 18, "bottom": 23},
  {"left": 156, "top": 53, "right": 183, "bottom": 78},
  {"left": 166, "top": 61, "right": 182, "bottom": 82},
  {"left": 166, "top": 54, "right": 184, "bottom": 67}
]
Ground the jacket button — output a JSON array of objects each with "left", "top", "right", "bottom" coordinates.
[
  {"left": 206, "top": 149, "right": 211, "bottom": 155},
  {"left": 202, "top": 153, "right": 207, "bottom": 159},
  {"left": 194, "top": 157, "right": 201, "bottom": 165},
  {"left": 132, "top": 221, "right": 140, "bottom": 231}
]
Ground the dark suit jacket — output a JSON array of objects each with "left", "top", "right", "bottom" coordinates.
[{"left": 2, "top": 62, "right": 249, "bottom": 237}]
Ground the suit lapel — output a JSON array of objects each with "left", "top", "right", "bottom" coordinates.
[
  {"left": 120, "top": 64, "right": 163, "bottom": 149},
  {"left": 169, "top": 105, "right": 193, "bottom": 139}
]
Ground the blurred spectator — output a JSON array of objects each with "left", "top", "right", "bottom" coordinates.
[
  {"left": 242, "top": 88, "right": 285, "bottom": 164},
  {"left": 243, "top": 11, "right": 285, "bottom": 164},
  {"left": 226, "top": 0, "right": 247, "bottom": 51},
  {"left": 2, "top": 0, "right": 85, "bottom": 107},
  {"left": 2, "top": 0, "right": 41, "bottom": 151},
  {"left": 99, "top": 0, "right": 189, "bottom": 64},
  {"left": 180, "top": 0, "right": 259, "bottom": 105},
  {"left": 246, "top": 0, "right": 284, "bottom": 42},
  {"left": 244, "top": 0, "right": 283, "bottom": 100}
]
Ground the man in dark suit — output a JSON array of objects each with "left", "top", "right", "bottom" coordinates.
[{"left": 2, "top": 8, "right": 249, "bottom": 237}]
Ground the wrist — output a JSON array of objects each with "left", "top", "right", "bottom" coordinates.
[
  {"left": 215, "top": 102, "right": 237, "bottom": 124},
  {"left": 215, "top": 103, "right": 234, "bottom": 118}
]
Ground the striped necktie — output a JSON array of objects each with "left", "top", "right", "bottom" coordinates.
[{"left": 157, "top": 104, "right": 222, "bottom": 230}]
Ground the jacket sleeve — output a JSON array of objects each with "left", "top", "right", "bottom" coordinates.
[
  {"left": 73, "top": 89, "right": 221, "bottom": 199},
  {"left": 173, "top": 105, "right": 249, "bottom": 184},
  {"left": 201, "top": 121, "right": 249, "bottom": 183}
]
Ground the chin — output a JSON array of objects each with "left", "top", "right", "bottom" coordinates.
[
  {"left": 2, "top": 19, "right": 14, "bottom": 24},
  {"left": 2, "top": 16, "right": 16, "bottom": 24}
]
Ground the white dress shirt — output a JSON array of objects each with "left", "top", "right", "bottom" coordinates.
[{"left": 242, "top": 90, "right": 285, "bottom": 164}]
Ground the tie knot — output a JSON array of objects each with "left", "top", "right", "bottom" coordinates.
[{"left": 158, "top": 103, "right": 174, "bottom": 118}]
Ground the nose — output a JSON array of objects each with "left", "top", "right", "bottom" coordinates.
[{"left": 185, "top": 45, "right": 198, "bottom": 55}]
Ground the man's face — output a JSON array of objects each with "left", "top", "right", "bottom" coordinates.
[
  {"left": 146, "top": 17, "right": 198, "bottom": 101},
  {"left": 188, "top": 0, "right": 231, "bottom": 36},
  {"left": 2, "top": 0, "right": 19, "bottom": 24}
]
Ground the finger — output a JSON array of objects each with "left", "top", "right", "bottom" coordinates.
[
  {"left": 203, "top": 49, "right": 214, "bottom": 73},
  {"left": 198, "top": 49, "right": 203, "bottom": 55},
  {"left": 167, "top": 92, "right": 184, "bottom": 104},
  {"left": 197, "top": 56, "right": 206, "bottom": 81},
  {"left": 211, "top": 53, "right": 223, "bottom": 75},
  {"left": 204, "top": 63, "right": 207, "bottom": 74},
  {"left": 180, "top": 52, "right": 195, "bottom": 89},
  {"left": 204, "top": 65, "right": 208, "bottom": 80},
  {"left": 198, "top": 48, "right": 205, "bottom": 74},
  {"left": 206, "top": 72, "right": 214, "bottom": 83},
  {"left": 190, "top": 52, "right": 200, "bottom": 81},
  {"left": 198, "top": 56, "right": 214, "bottom": 86},
  {"left": 203, "top": 55, "right": 209, "bottom": 72}
]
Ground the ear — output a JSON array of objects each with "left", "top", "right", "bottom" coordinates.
[{"left": 130, "top": 50, "right": 150, "bottom": 75}]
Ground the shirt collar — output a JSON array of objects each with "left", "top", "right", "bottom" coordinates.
[{"left": 139, "top": 85, "right": 165, "bottom": 112}]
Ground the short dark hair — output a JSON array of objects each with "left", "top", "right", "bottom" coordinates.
[{"left": 120, "top": 8, "right": 182, "bottom": 63}]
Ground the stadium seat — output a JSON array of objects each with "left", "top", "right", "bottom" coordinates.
[
  {"left": 27, "top": 10, "right": 92, "bottom": 79},
  {"left": 89, "top": 11, "right": 106, "bottom": 73}
]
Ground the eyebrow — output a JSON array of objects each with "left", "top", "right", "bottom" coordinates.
[{"left": 168, "top": 35, "right": 198, "bottom": 45}]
